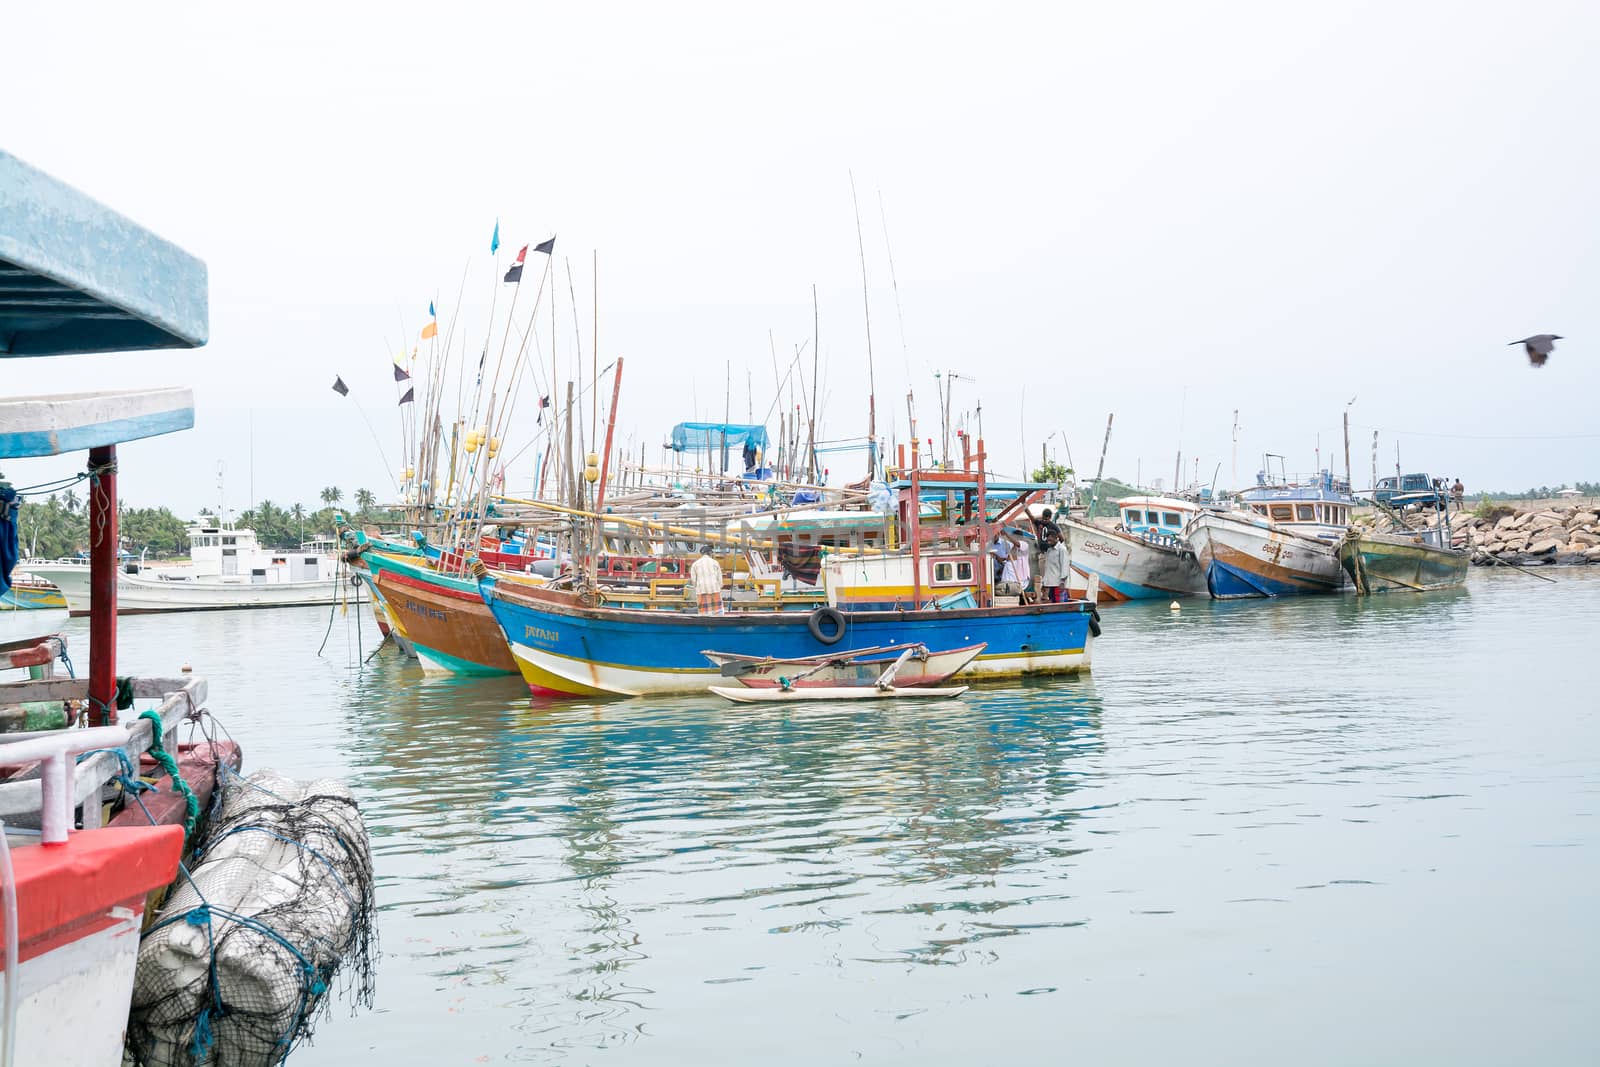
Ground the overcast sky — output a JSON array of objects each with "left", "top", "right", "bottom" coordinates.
[{"left": 6, "top": 1, "right": 1597, "bottom": 516}]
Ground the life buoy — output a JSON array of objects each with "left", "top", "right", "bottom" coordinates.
[{"left": 807, "top": 606, "right": 846, "bottom": 645}]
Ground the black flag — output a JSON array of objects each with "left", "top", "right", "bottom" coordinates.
[
  {"left": 534, "top": 236, "right": 556, "bottom": 255},
  {"left": 398, "top": 386, "right": 414, "bottom": 405},
  {"left": 393, "top": 363, "right": 410, "bottom": 382},
  {"left": 537, "top": 394, "right": 550, "bottom": 424},
  {"left": 332, "top": 376, "right": 349, "bottom": 396},
  {"left": 503, "top": 244, "right": 528, "bottom": 284}
]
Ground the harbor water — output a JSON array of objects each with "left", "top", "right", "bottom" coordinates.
[{"left": 80, "top": 569, "right": 1599, "bottom": 1064}]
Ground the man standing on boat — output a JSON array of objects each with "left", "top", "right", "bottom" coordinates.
[
  {"left": 691, "top": 545, "right": 724, "bottom": 614},
  {"left": 1039, "top": 536, "right": 1068, "bottom": 603},
  {"left": 989, "top": 530, "right": 1014, "bottom": 587}
]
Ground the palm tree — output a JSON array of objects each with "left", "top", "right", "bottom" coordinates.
[
  {"left": 319, "top": 487, "right": 343, "bottom": 507},
  {"left": 354, "top": 488, "right": 376, "bottom": 517},
  {"left": 62, "top": 488, "right": 80, "bottom": 513},
  {"left": 292, "top": 503, "right": 306, "bottom": 543}
]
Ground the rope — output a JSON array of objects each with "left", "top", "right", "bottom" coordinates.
[{"left": 139, "top": 709, "right": 201, "bottom": 843}]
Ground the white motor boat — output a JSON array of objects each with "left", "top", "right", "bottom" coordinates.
[{"left": 23, "top": 523, "right": 367, "bottom": 614}]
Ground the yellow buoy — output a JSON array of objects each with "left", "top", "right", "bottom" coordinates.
[{"left": 1169, "top": 600, "right": 1181, "bottom": 612}]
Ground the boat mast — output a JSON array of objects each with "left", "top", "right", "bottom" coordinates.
[{"left": 850, "top": 172, "right": 877, "bottom": 480}]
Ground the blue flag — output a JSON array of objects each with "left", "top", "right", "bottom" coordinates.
[
  {"left": 428, "top": 300, "right": 436, "bottom": 318},
  {"left": 490, "top": 219, "right": 500, "bottom": 255}
]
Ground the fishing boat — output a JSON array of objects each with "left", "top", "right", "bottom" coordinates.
[
  {"left": 705, "top": 641, "right": 983, "bottom": 689},
  {"left": 1185, "top": 468, "right": 1354, "bottom": 599},
  {"left": 0, "top": 573, "right": 68, "bottom": 646},
  {"left": 479, "top": 440, "right": 1099, "bottom": 697},
  {"left": 350, "top": 531, "right": 518, "bottom": 676},
  {"left": 24, "top": 523, "right": 365, "bottom": 615},
  {"left": 1339, "top": 497, "right": 1470, "bottom": 594},
  {"left": 1060, "top": 495, "right": 1208, "bottom": 603}
]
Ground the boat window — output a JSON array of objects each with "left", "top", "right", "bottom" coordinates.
[
  {"left": 1252, "top": 505, "right": 1268, "bottom": 516},
  {"left": 1270, "top": 505, "right": 1293, "bottom": 522},
  {"left": 302, "top": 557, "right": 317, "bottom": 565},
  {"left": 223, "top": 536, "right": 236, "bottom": 545},
  {"left": 1124, "top": 510, "right": 1139, "bottom": 525},
  {"left": 1296, "top": 505, "right": 1316, "bottom": 521},
  {"left": 1162, "top": 512, "right": 1181, "bottom": 526},
  {"left": 934, "top": 562, "right": 953, "bottom": 582},
  {"left": 956, "top": 561, "right": 973, "bottom": 581}
]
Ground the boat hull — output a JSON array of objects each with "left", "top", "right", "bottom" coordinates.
[
  {"left": 1060, "top": 520, "right": 1207, "bottom": 602},
  {"left": 20, "top": 563, "right": 366, "bottom": 614},
  {"left": 482, "top": 579, "right": 1095, "bottom": 697},
  {"left": 1338, "top": 532, "right": 1471, "bottom": 594},
  {"left": 1187, "top": 513, "right": 1344, "bottom": 599},
  {"left": 366, "top": 553, "right": 517, "bottom": 676}
]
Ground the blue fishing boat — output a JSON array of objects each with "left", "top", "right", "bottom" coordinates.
[
  {"left": 477, "top": 440, "right": 1098, "bottom": 697},
  {"left": 1186, "top": 469, "right": 1355, "bottom": 598}
]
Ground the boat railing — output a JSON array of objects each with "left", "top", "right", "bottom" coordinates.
[{"left": 0, "top": 674, "right": 208, "bottom": 835}]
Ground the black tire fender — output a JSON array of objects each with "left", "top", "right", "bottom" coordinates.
[{"left": 807, "top": 606, "right": 846, "bottom": 645}]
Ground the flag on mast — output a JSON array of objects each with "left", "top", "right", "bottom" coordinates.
[
  {"left": 534, "top": 236, "right": 556, "bottom": 255},
  {"left": 332, "top": 376, "right": 349, "bottom": 396},
  {"left": 393, "top": 361, "right": 411, "bottom": 382},
  {"left": 503, "top": 245, "right": 528, "bottom": 284},
  {"left": 421, "top": 301, "right": 438, "bottom": 340},
  {"left": 490, "top": 219, "right": 500, "bottom": 255},
  {"left": 398, "top": 386, "right": 415, "bottom": 405}
]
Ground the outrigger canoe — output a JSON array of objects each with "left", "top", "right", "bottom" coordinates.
[
  {"left": 703, "top": 642, "right": 984, "bottom": 689},
  {"left": 710, "top": 684, "right": 968, "bottom": 704}
]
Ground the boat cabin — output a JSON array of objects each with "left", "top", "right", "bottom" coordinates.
[
  {"left": 1241, "top": 469, "right": 1354, "bottom": 541},
  {"left": 1115, "top": 495, "right": 1199, "bottom": 538}
]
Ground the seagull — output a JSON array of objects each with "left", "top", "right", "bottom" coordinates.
[{"left": 1510, "top": 334, "right": 1562, "bottom": 368}]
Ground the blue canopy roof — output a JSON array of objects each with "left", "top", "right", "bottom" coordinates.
[
  {"left": 669, "top": 422, "right": 769, "bottom": 453},
  {"left": 0, "top": 151, "right": 208, "bottom": 357}
]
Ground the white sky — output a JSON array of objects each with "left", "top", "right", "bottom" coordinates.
[{"left": 5, "top": 1, "right": 1597, "bottom": 515}]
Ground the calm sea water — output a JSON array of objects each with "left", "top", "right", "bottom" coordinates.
[{"left": 73, "top": 569, "right": 1599, "bottom": 1065}]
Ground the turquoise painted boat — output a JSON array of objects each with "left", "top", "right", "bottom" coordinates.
[{"left": 1338, "top": 529, "right": 1470, "bottom": 593}]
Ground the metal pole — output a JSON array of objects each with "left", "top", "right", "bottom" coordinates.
[
  {"left": 87, "top": 444, "right": 118, "bottom": 726},
  {"left": 595, "top": 358, "right": 625, "bottom": 513}
]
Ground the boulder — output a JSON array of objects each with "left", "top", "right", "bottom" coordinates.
[
  {"left": 1527, "top": 515, "right": 1564, "bottom": 533},
  {"left": 1528, "top": 537, "right": 1562, "bottom": 556},
  {"left": 1567, "top": 511, "right": 1598, "bottom": 528},
  {"left": 1554, "top": 552, "right": 1589, "bottom": 565},
  {"left": 1586, "top": 544, "right": 1600, "bottom": 561},
  {"left": 1495, "top": 515, "right": 1519, "bottom": 532},
  {"left": 1569, "top": 529, "right": 1600, "bottom": 547}
]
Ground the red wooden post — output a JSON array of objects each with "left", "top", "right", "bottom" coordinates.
[
  {"left": 593, "top": 357, "right": 625, "bottom": 514},
  {"left": 87, "top": 444, "right": 118, "bottom": 726}
]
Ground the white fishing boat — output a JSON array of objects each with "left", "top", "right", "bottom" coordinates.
[
  {"left": 1185, "top": 469, "right": 1354, "bottom": 598},
  {"left": 704, "top": 641, "right": 984, "bottom": 689},
  {"left": 1061, "top": 495, "right": 1208, "bottom": 603},
  {"left": 23, "top": 525, "right": 365, "bottom": 614}
]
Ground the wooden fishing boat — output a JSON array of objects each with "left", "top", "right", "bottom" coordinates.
[
  {"left": 480, "top": 447, "right": 1099, "bottom": 698},
  {"left": 704, "top": 641, "right": 984, "bottom": 689},
  {"left": 710, "top": 684, "right": 968, "bottom": 703},
  {"left": 1186, "top": 468, "right": 1355, "bottom": 598},
  {"left": 1339, "top": 497, "right": 1469, "bottom": 594},
  {"left": 1061, "top": 495, "right": 1208, "bottom": 603},
  {"left": 350, "top": 531, "right": 519, "bottom": 676}
]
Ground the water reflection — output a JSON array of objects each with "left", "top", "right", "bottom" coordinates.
[{"left": 338, "top": 652, "right": 1107, "bottom": 1045}]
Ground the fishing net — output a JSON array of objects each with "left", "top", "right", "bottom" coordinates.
[{"left": 127, "top": 769, "right": 377, "bottom": 1066}]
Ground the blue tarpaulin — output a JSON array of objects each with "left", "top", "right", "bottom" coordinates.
[{"left": 669, "top": 423, "right": 770, "bottom": 453}]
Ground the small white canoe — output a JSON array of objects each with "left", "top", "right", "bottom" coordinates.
[{"left": 709, "top": 684, "right": 968, "bottom": 704}]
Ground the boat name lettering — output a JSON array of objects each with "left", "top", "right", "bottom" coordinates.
[
  {"left": 524, "top": 625, "right": 559, "bottom": 643},
  {"left": 1084, "top": 540, "right": 1122, "bottom": 558},
  {"left": 404, "top": 599, "right": 447, "bottom": 622}
]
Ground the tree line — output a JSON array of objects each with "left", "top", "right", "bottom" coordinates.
[{"left": 10, "top": 485, "right": 388, "bottom": 560}]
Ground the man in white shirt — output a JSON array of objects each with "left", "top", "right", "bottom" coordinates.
[
  {"left": 1039, "top": 539, "right": 1068, "bottom": 603},
  {"left": 690, "top": 545, "right": 724, "bottom": 614}
]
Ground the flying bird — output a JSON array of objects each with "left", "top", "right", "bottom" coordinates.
[{"left": 1510, "top": 334, "right": 1562, "bottom": 368}]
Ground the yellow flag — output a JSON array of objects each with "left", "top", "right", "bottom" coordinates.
[{"left": 420, "top": 321, "right": 437, "bottom": 340}]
